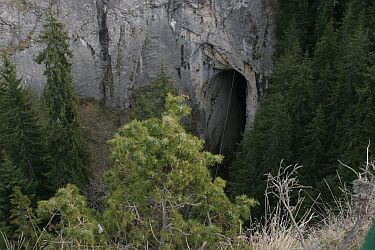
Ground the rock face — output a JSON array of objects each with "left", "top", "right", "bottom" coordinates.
[{"left": 0, "top": 0, "right": 275, "bottom": 150}]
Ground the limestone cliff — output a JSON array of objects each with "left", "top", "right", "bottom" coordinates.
[{"left": 0, "top": 0, "right": 275, "bottom": 152}]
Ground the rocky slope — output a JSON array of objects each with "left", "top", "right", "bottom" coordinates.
[{"left": 0, "top": 0, "right": 275, "bottom": 148}]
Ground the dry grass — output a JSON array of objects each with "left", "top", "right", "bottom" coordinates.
[{"left": 248, "top": 146, "right": 375, "bottom": 250}]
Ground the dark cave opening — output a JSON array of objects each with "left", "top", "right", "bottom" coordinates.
[{"left": 205, "top": 69, "right": 247, "bottom": 179}]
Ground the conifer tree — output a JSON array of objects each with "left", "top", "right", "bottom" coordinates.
[
  {"left": 275, "top": 0, "right": 309, "bottom": 53},
  {"left": 332, "top": 9, "right": 368, "bottom": 115},
  {"left": 367, "top": 2, "right": 375, "bottom": 59},
  {"left": 229, "top": 0, "right": 374, "bottom": 214},
  {"left": 348, "top": 0, "right": 375, "bottom": 62},
  {"left": 130, "top": 65, "right": 176, "bottom": 120},
  {"left": 37, "top": 184, "right": 105, "bottom": 247},
  {"left": 309, "top": 22, "right": 338, "bottom": 144},
  {"left": 104, "top": 94, "right": 256, "bottom": 248},
  {"left": 10, "top": 186, "right": 39, "bottom": 243},
  {"left": 230, "top": 93, "right": 292, "bottom": 216},
  {"left": 300, "top": 105, "right": 331, "bottom": 187},
  {"left": 276, "top": 19, "right": 303, "bottom": 56},
  {"left": 229, "top": 128, "right": 257, "bottom": 197},
  {"left": 0, "top": 153, "right": 32, "bottom": 232},
  {"left": 350, "top": 0, "right": 374, "bottom": 18},
  {"left": 35, "top": 11, "right": 90, "bottom": 190},
  {"left": 312, "top": 22, "right": 337, "bottom": 80},
  {"left": 285, "top": 52, "right": 313, "bottom": 136},
  {"left": 328, "top": 10, "right": 369, "bottom": 170},
  {"left": 230, "top": 21, "right": 309, "bottom": 212},
  {"left": 339, "top": 66, "right": 375, "bottom": 174},
  {"left": 272, "top": 34, "right": 313, "bottom": 155},
  {"left": 314, "top": 0, "right": 336, "bottom": 41},
  {"left": 272, "top": 23, "right": 304, "bottom": 97},
  {"left": 0, "top": 56, "right": 48, "bottom": 196}
]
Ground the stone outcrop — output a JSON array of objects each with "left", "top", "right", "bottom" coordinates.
[{"left": 0, "top": 0, "right": 275, "bottom": 145}]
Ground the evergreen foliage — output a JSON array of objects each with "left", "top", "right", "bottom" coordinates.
[
  {"left": 229, "top": 0, "right": 374, "bottom": 210},
  {"left": 129, "top": 65, "right": 176, "bottom": 120},
  {"left": 273, "top": 39, "right": 313, "bottom": 158},
  {"left": 314, "top": 0, "right": 336, "bottom": 40},
  {"left": 275, "top": 0, "right": 309, "bottom": 52},
  {"left": 229, "top": 93, "right": 292, "bottom": 215},
  {"left": 35, "top": 11, "right": 90, "bottom": 190},
  {"left": 1, "top": 95, "right": 256, "bottom": 248},
  {"left": 329, "top": 9, "right": 367, "bottom": 119},
  {"left": 340, "top": 66, "right": 375, "bottom": 173},
  {"left": 10, "top": 187, "right": 39, "bottom": 243},
  {"left": 0, "top": 153, "right": 32, "bottom": 234},
  {"left": 0, "top": 56, "right": 48, "bottom": 196},
  {"left": 311, "top": 22, "right": 337, "bottom": 110},
  {"left": 104, "top": 94, "right": 256, "bottom": 248},
  {"left": 1, "top": 0, "right": 374, "bottom": 246},
  {"left": 299, "top": 105, "right": 331, "bottom": 190},
  {"left": 230, "top": 21, "right": 310, "bottom": 206},
  {"left": 328, "top": 9, "right": 369, "bottom": 181},
  {"left": 37, "top": 184, "right": 105, "bottom": 248}
]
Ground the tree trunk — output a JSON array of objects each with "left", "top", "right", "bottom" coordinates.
[{"left": 158, "top": 200, "right": 167, "bottom": 250}]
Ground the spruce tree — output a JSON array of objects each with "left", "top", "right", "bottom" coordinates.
[
  {"left": 275, "top": 0, "right": 309, "bottom": 53},
  {"left": 286, "top": 52, "right": 313, "bottom": 141},
  {"left": 254, "top": 93, "right": 292, "bottom": 196},
  {"left": 272, "top": 35, "right": 313, "bottom": 156},
  {"left": 276, "top": 19, "right": 303, "bottom": 56},
  {"left": 339, "top": 66, "right": 375, "bottom": 175},
  {"left": 272, "top": 23, "right": 304, "bottom": 97},
  {"left": 314, "top": 0, "right": 336, "bottom": 41},
  {"left": 0, "top": 56, "right": 48, "bottom": 197},
  {"left": 230, "top": 92, "right": 292, "bottom": 216},
  {"left": 334, "top": 9, "right": 368, "bottom": 111},
  {"left": 310, "top": 22, "right": 338, "bottom": 144},
  {"left": 300, "top": 105, "right": 331, "bottom": 189},
  {"left": 229, "top": 128, "right": 257, "bottom": 197},
  {"left": 230, "top": 21, "right": 310, "bottom": 214},
  {"left": 328, "top": 10, "right": 369, "bottom": 171},
  {"left": 35, "top": 11, "right": 90, "bottom": 190},
  {"left": 229, "top": 0, "right": 374, "bottom": 212},
  {"left": 0, "top": 153, "right": 32, "bottom": 232},
  {"left": 130, "top": 65, "right": 176, "bottom": 120},
  {"left": 312, "top": 22, "right": 337, "bottom": 80},
  {"left": 10, "top": 186, "right": 39, "bottom": 243},
  {"left": 367, "top": 2, "right": 375, "bottom": 60}
]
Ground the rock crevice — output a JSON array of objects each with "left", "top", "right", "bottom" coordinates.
[{"left": 96, "top": 0, "right": 114, "bottom": 103}]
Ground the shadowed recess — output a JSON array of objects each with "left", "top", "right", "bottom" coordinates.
[{"left": 205, "top": 69, "right": 247, "bottom": 179}]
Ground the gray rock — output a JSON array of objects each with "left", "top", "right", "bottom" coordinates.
[{"left": 0, "top": 0, "right": 275, "bottom": 149}]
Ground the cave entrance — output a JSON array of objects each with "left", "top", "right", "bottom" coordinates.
[{"left": 205, "top": 69, "right": 247, "bottom": 179}]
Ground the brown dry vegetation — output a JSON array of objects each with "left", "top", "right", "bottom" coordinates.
[
  {"left": 78, "top": 100, "right": 129, "bottom": 211},
  {"left": 79, "top": 99, "right": 128, "bottom": 177},
  {"left": 248, "top": 153, "right": 375, "bottom": 250}
]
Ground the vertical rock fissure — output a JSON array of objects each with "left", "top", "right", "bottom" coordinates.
[{"left": 96, "top": 0, "right": 113, "bottom": 102}]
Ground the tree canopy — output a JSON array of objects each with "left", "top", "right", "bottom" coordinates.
[
  {"left": 35, "top": 11, "right": 90, "bottom": 190},
  {"left": 104, "top": 94, "right": 256, "bottom": 248}
]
